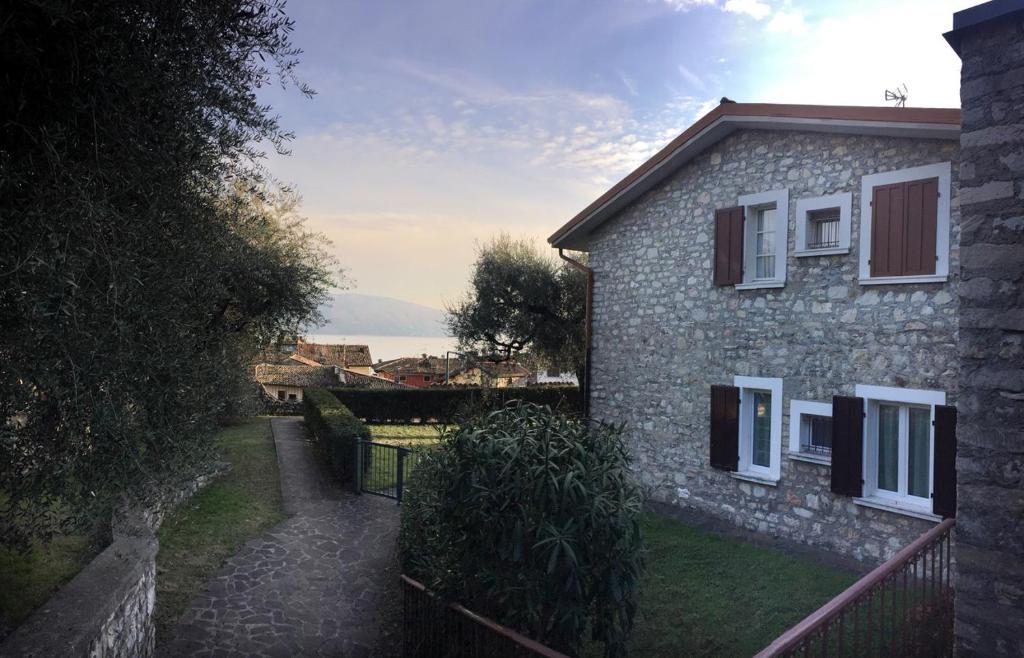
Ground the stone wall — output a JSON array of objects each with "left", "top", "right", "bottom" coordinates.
[
  {"left": 0, "top": 465, "right": 226, "bottom": 658},
  {"left": 951, "top": 8, "right": 1024, "bottom": 656},
  {"left": 587, "top": 128, "right": 959, "bottom": 563}
]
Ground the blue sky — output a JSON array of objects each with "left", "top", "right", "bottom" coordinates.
[{"left": 261, "top": 0, "right": 970, "bottom": 310}]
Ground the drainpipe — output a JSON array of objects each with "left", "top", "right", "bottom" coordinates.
[{"left": 558, "top": 249, "right": 593, "bottom": 418}]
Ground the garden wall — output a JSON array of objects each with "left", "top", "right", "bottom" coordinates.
[{"left": 0, "top": 464, "right": 226, "bottom": 658}]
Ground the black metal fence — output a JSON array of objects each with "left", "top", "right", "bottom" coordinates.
[
  {"left": 402, "top": 575, "right": 569, "bottom": 658},
  {"left": 355, "top": 440, "right": 418, "bottom": 502}
]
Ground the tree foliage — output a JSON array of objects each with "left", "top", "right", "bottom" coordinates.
[
  {"left": 400, "top": 402, "right": 644, "bottom": 657},
  {"left": 0, "top": 0, "right": 333, "bottom": 546},
  {"left": 446, "top": 234, "right": 586, "bottom": 380}
]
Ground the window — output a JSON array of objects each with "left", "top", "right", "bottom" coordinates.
[
  {"left": 856, "top": 385, "right": 945, "bottom": 515},
  {"left": 795, "top": 192, "right": 852, "bottom": 256},
  {"left": 398, "top": 375, "right": 407, "bottom": 382},
  {"left": 859, "top": 162, "right": 952, "bottom": 285},
  {"left": 739, "top": 189, "right": 788, "bottom": 289},
  {"left": 788, "top": 400, "right": 833, "bottom": 463},
  {"left": 424, "top": 375, "right": 432, "bottom": 382},
  {"left": 277, "top": 389, "right": 286, "bottom": 401},
  {"left": 712, "top": 188, "right": 788, "bottom": 289},
  {"left": 735, "top": 376, "right": 783, "bottom": 481},
  {"left": 288, "top": 393, "right": 297, "bottom": 401}
]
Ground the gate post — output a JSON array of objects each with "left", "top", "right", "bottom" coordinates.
[
  {"left": 354, "top": 439, "right": 362, "bottom": 495},
  {"left": 396, "top": 448, "right": 406, "bottom": 504}
]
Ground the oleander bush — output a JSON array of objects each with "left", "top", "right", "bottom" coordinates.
[
  {"left": 303, "top": 388, "right": 370, "bottom": 482},
  {"left": 400, "top": 401, "right": 644, "bottom": 657},
  {"left": 329, "top": 386, "right": 581, "bottom": 424}
]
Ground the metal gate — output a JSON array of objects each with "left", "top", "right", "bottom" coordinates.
[{"left": 355, "top": 440, "right": 416, "bottom": 502}]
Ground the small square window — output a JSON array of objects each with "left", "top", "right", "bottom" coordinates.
[
  {"left": 794, "top": 192, "right": 852, "bottom": 256},
  {"left": 800, "top": 414, "right": 832, "bottom": 457},
  {"left": 424, "top": 375, "right": 432, "bottom": 382},
  {"left": 788, "top": 400, "right": 833, "bottom": 463},
  {"left": 288, "top": 393, "right": 297, "bottom": 401},
  {"left": 277, "top": 390, "right": 286, "bottom": 401}
]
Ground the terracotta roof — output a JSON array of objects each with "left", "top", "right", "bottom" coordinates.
[
  {"left": 373, "top": 356, "right": 451, "bottom": 376},
  {"left": 288, "top": 353, "right": 323, "bottom": 367},
  {"left": 478, "top": 362, "right": 530, "bottom": 378},
  {"left": 338, "top": 369, "right": 413, "bottom": 389},
  {"left": 548, "top": 102, "right": 960, "bottom": 250},
  {"left": 254, "top": 364, "right": 341, "bottom": 388},
  {"left": 295, "top": 341, "right": 373, "bottom": 368}
]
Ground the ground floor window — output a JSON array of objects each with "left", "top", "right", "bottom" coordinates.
[
  {"left": 735, "top": 376, "right": 783, "bottom": 481},
  {"left": 277, "top": 389, "right": 286, "bottom": 401},
  {"left": 789, "top": 399, "right": 833, "bottom": 462}
]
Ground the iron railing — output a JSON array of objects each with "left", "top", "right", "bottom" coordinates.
[
  {"left": 755, "top": 518, "right": 955, "bottom": 657},
  {"left": 402, "top": 575, "right": 569, "bottom": 658},
  {"left": 355, "top": 441, "right": 418, "bottom": 502},
  {"left": 807, "top": 213, "right": 841, "bottom": 250}
]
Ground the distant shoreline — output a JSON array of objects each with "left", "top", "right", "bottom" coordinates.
[{"left": 306, "top": 334, "right": 459, "bottom": 363}]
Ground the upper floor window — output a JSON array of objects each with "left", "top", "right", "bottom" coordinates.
[
  {"left": 713, "top": 188, "right": 788, "bottom": 290},
  {"left": 859, "top": 163, "right": 952, "bottom": 285}
]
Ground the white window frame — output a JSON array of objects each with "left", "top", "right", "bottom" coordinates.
[
  {"left": 733, "top": 375, "right": 783, "bottom": 482},
  {"left": 794, "top": 192, "right": 852, "bottom": 256},
  {"left": 788, "top": 399, "right": 832, "bottom": 465},
  {"left": 735, "top": 188, "right": 788, "bottom": 290},
  {"left": 858, "top": 162, "right": 952, "bottom": 286},
  {"left": 854, "top": 384, "right": 945, "bottom": 519}
]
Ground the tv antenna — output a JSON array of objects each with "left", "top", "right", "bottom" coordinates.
[{"left": 885, "top": 84, "right": 908, "bottom": 108}]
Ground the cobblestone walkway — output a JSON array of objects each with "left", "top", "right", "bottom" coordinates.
[{"left": 158, "top": 417, "right": 400, "bottom": 657}]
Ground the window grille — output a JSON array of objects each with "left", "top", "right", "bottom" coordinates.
[{"left": 807, "top": 208, "right": 840, "bottom": 249}]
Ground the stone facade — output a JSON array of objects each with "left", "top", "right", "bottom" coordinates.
[
  {"left": 950, "top": 7, "right": 1024, "bottom": 656},
  {"left": 587, "top": 128, "right": 960, "bottom": 563}
]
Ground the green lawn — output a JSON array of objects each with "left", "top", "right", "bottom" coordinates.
[
  {"left": 609, "top": 513, "right": 858, "bottom": 658},
  {"left": 361, "top": 424, "right": 442, "bottom": 494},
  {"left": 154, "top": 417, "right": 285, "bottom": 642},
  {"left": 368, "top": 423, "right": 447, "bottom": 446},
  {"left": 0, "top": 529, "right": 101, "bottom": 639}
]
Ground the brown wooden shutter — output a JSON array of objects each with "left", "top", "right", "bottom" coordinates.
[
  {"left": 710, "top": 385, "right": 739, "bottom": 471},
  {"left": 713, "top": 207, "right": 744, "bottom": 286},
  {"left": 932, "top": 404, "right": 957, "bottom": 518},
  {"left": 904, "top": 177, "right": 939, "bottom": 276},
  {"left": 870, "top": 177, "right": 939, "bottom": 277},
  {"left": 870, "top": 183, "right": 905, "bottom": 277},
  {"left": 830, "top": 395, "right": 864, "bottom": 497}
]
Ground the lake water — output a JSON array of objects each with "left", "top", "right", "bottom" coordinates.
[{"left": 307, "top": 334, "right": 460, "bottom": 363}]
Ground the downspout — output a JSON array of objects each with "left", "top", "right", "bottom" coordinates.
[{"left": 558, "top": 249, "right": 593, "bottom": 419}]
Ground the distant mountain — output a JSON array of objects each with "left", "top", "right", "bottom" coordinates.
[{"left": 314, "top": 293, "right": 449, "bottom": 337}]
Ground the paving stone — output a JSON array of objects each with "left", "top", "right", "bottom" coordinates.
[{"left": 158, "top": 417, "right": 400, "bottom": 657}]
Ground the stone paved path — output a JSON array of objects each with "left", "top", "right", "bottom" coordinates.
[{"left": 158, "top": 417, "right": 400, "bottom": 657}]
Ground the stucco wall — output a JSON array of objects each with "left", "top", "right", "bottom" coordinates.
[
  {"left": 587, "top": 128, "right": 960, "bottom": 563},
  {"left": 952, "top": 10, "right": 1024, "bottom": 656}
]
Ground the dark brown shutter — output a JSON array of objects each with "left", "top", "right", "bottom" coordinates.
[
  {"left": 870, "top": 183, "right": 905, "bottom": 277},
  {"left": 830, "top": 396, "right": 864, "bottom": 497},
  {"left": 932, "top": 404, "right": 957, "bottom": 518},
  {"left": 870, "top": 177, "right": 939, "bottom": 277},
  {"left": 904, "top": 177, "right": 939, "bottom": 276},
  {"left": 710, "top": 385, "right": 739, "bottom": 471},
  {"left": 713, "top": 207, "right": 744, "bottom": 286}
]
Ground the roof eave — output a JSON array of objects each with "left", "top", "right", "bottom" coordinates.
[{"left": 549, "top": 110, "right": 960, "bottom": 251}]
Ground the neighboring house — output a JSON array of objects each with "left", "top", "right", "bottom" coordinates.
[
  {"left": 530, "top": 367, "right": 579, "bottom": 386},
  {"left": 451, "top": 362, "right": 530, "bottom": 388},
  {"left": 373, "top": 355, "right": 450, "bottom": 387},
  {"left": 295, "top": 340, "right": 374, "bottom": 375},
  {"left": 254, "top": 363, "right": 342, "bottom": 402},
  {"left": 549, "top": 101, "right": 961, "bottom": 563}
]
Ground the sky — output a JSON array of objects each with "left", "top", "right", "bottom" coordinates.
[{"left": 259, "top": 0, "right": 972, "bottom": 310}]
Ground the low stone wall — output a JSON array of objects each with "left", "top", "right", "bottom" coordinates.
[{"left": 0, "top": 464, "right": 228, "bottom": 658}]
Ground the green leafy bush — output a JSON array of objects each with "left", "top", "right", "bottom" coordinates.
[
  {"left": 303, "top": 388, "right": 370, "bottom": 482},
  {"left": 330, "top": 386, "right": 582, "bottom": 424},
  {"left": 400, "top": 402, "right": 644, "bottom": 657}
]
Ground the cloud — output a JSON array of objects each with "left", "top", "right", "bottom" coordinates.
[
  {"left": 661, "top": 0, "right": 718, "bottom": 11},
  {"left": 678, "top": 64, "right": 708, "bottom": 91},
  {"left": 617, "top": 69, "right": 639, "bottom": 96},
  {"left": 723, "top": 0, "right": 772, "bottom": 20},
  {"left": 766, "top": 9, "right": 806, "bottom": 34}
]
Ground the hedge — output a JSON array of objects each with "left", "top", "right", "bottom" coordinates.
[
  {"left": 328, "top": 386, "right": 582, "bottom": 424},
  {"left": 303, "top": 387, "right": 370, "bottom": 482}
]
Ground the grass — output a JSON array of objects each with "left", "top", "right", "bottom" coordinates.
[
  {"left": 0, "top": 530, "right": 101, "bottom": 639},
  {"left": 154, "top": 417, "right": 285, "bottom": 641},
  {"left": 368, "top": 423, "right": 447, "bottom": 446},
  {"left": 605, "top": 513, "right": 858, "bottom": 658},
  {"left": 361, "top": 424, "right": 442, "bottom": 494}
]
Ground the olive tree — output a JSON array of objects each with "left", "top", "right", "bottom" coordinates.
[{"left": 0, "top": 0, "right": 334, "bottom": 546}]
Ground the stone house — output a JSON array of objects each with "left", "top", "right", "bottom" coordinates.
[
  {"left": 549, "top": 102, "right": 962, "bottom": 563},
  {"left": 450, "top": 362, "right": 531, "bottom": 388},
  {"left": 372, "top": 355, "right": 450, "bottom": 387}
]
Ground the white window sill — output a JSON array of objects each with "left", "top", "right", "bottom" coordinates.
[
  {"left": 788, "top": 452, "right": 831, "bottom": 466},
  {"left": 730, "top": 471, "right": 779, "bottom": 487},
  {"left": 735, "top": 280, "right": 785, "bottom": 290},
  {"left": 858, "top": 274, "right": 947, "bottom": 286},
  {"left": 853, "top": 496, "right": 942, "bottom": 522},
  {"left": 794, "top": 247, "right": 850, "bottom": 258}
]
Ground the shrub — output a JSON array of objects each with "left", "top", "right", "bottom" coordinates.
[
  {"left": 302, "top": 388, "right": 369, "bottom": 482},
  {"left": 330, "top": 386, "right": 582, "bottom": 424},
  {"left": 400, "top": 402, "right": 644, "bottom": 657}
]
